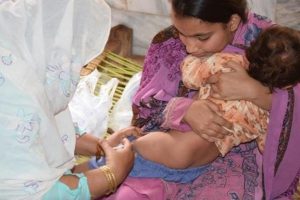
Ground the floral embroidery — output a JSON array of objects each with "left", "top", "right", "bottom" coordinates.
[
  {"left": 253, "top": 13, "right": 271, "bottom": 22},
  {"left": 275, "top": 88, "right": 294, "bottom": 174},
  {"left": 24, "top": 180, "right": 42, "bottom": 194},
  {"left": 46, "top": 59, "right": 78, "bottom": 98},
  {"left": 1, "top": 54, "right": 13, "bottom": 65},
  {"left": 139, "top": 36, "right": 186, "bottom": 91},
  {"left": 229, "top": 192, "right": 240, "bottom": 200},
  {"left": 274, "top": 89, "right": 299, "bottom": 198},
  {"left": 47, "top": 63, "right": 71, "bottom": 97},
  {"left": 61, "top": 134, "right": 69, "bottom": 144},
  {"left": 244, "top": 24, "right": 262, "bottom": 47},
  {"left": 281, "top": 171, "right": 300, "bottom": 198},
  {"left": 15, "top": 109, "right": 41, "bottom": 144},
  {"left": 134, "top": 97, "right": 169, "bottom": 132}
]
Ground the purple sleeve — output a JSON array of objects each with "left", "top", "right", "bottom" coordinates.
[
  {"left": 161, "top": 97, "right": 193, "bottom": 131},
  {"left": 132, "top": 29, "right": 189, "bottom": 131}
]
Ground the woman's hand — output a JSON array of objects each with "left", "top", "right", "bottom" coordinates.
[
  {"left": 100, "top": 138, "right": 135, "bottom": 185},
  {"left": 75, "top": 133, "right": 100, "bottom": 156},
  {"left": 183, "top": 99, "right": 232, "bottom": 142},
  {"left": 106, "top": 126, "right": 142, "bottom": 147},
  {"left": 207, "top": 61, "right": 272, "bottom": 110},
  {"left": 208, "top": 60, "right": 253, "bottom": 100}
]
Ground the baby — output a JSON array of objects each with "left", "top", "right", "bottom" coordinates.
[{"left": 181, "top": 26, "right": 300, "bottom": 156}]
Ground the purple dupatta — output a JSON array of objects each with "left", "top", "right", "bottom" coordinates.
[{"left": 263, "top": 84, "right": 300, "bottom": 199}]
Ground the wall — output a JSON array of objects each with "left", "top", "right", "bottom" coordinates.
[
  {"left": 105, "top": 0, "right": 278, "bottom": 55},
  {"left": 276, "top": 0, "right": 300, "bottom": 30}
]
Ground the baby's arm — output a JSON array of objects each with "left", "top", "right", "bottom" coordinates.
[{"left": 132, "top": 130, "right": 219, "bottom": 169}]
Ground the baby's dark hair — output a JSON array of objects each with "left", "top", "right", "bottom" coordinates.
[
  {"left": 246, "top": 26, "right": 300, "bottom": 92},
  {"left": 171, "top": 0, "right": 248, "bottom": 23}
]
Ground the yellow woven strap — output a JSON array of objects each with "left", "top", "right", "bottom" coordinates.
[{"left": 100, "top": 165, "right": 117, "bottom": 195}]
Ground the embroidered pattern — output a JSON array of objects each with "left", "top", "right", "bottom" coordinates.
[
  {"left": 15, "top": 109, "right": 41, "bottom": 144},
  {"left": 275, "top": 89, "right": 294, "bottom": 174},
  {"left": 61, "top": 134, "right": 69, "bottom": 144},
  {"left": 134, "top": 97, "right": 168, "bottom": 132},
  {"left": 138, "top": 34, "right": 186, "bottom": 92},
  {"left": 1, "top": 54, "right": 13, "bottom": 65},
  {"left": 244, "top": 24, "right": 262, "bottom": 47},
  {"left": 24, "top": 180, "right": 42, "bottom": 194}
]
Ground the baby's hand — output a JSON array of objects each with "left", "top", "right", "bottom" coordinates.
[
  {"left": 106, "top": 126, "right": 142, "bottom": 147},
  {"left": 96, "top": 127, "right": 142, "bottom": 159}
]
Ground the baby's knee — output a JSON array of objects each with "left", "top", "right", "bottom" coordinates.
[
  {"left": 166, "top": 142, "right": 202, "bottom": 169},
  {"left": 168, "top": 131, "right": 218, "bottom": 168}
]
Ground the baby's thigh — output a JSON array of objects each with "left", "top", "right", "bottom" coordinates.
[{"left": 169, "top": 130, "right": 219, "bottom": 167}]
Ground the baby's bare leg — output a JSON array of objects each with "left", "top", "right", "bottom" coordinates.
[{"left": 133, "top": 131, "right": 219, "bottom": 169}]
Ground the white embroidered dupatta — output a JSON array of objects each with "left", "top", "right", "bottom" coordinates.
[{"left": 0, "top": 0, "right": 111, "bottom": 199}]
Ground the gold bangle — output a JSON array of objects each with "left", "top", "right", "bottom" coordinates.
[{"left": 100, "top": 165, "right": 117, "bottom": 194}]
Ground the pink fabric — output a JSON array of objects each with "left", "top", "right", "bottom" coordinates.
[
  {"left": 102, "top": 149, "right": 264, "bottom": 200},
  {"left": 100, "top": 178, "right": 169, "bottom": 200},
  {"left": 161, "top": 97, "right": 193, "bottom": 131},
  {"left": 118, "top": 12, "right": 274, "bottom": 200}
]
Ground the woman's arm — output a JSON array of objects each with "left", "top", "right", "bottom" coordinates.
[
  {"left": 207, "top": 61, "right": 272, "bottom": 110},
  {"left": 64, "top": 139, "right": 134, "bottom": 199},
  {"left": 75, "top": 133, "right": 99, "bottom": 156},
  {"left": 75, "top": 127, "right": 142, "bottom": 157},
  {"left": 162, "top": 97, "right": 232, "bottom": 140}
]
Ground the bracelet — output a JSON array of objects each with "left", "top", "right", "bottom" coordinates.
[{"left": 100, "top": 165, "right": 117, "bottom": 194}]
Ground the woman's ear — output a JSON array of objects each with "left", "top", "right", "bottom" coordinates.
[{"left": 228, "top": 14, "right": 241, "bottom": 32}]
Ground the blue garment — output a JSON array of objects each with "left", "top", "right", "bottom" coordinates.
[
  {"left": 89, "top": 154, "right": 210, "bottom": 184},
  {"left": 43, "top": 172, "right": 90, "bottom": 200}
]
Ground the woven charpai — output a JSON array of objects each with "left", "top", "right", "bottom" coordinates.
[
  {"left": 76, "top": 51, "right": 142, "bottom": 163},
  {"left": 95, "top": 51, "right": 142, "bottom": 107},
  {"left": 82, "top": 51, "right": 142, "bottom": 107}
]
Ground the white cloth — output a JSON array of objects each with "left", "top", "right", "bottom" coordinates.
[
  {"left": 0, "top": 0, "right": 111, "bottom": 199},
  {"left": 109, "top": 72, "right": 142, "bottom": 131},
  {"left": 247, "top": 0, "right": 277, "bottom": 20}
]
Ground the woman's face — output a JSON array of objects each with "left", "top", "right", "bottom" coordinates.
[{"left": 171, "top": 10, "right": 236, "bottom": 57}]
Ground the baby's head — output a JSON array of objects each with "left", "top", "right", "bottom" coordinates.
[{"left": 246, "top": 26, "right": 300, "bottom": 92}]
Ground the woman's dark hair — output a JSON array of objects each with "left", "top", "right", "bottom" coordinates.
[
  {"left": 246, "top": 26, "right": 300, "bottom": 92},
  {"left": 171, "top": 0, "right": 248, "bottom": 23}
]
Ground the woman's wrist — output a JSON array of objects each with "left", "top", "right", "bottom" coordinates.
[
  {"left": 100, "top": 165, "right": 117, "bottom": 194},
  {"left": 248, "top": 80, "right": 272, "bottom": 110},
  {"left": 75, "top": 134, "right": 99, "bottom": 156}
]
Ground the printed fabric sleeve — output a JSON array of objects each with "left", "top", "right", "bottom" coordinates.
[{"left": 132, "top": 29, "right": 187, "bottom": 131}]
